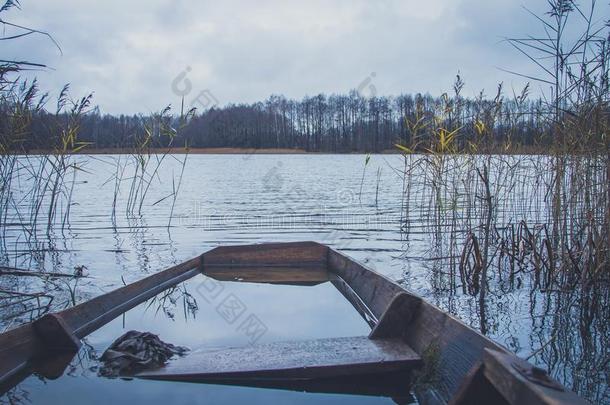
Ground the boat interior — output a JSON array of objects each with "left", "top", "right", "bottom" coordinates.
[{"left": 0, "top": 242, "right": 589, "bottom": 405}]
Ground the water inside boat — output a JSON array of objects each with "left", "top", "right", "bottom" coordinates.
[{"left": 8, "top": 275, "right": 414, "bottom": 404}]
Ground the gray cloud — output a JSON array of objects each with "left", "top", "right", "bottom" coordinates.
[{"left": 2, "top": 0, "right": 608, "bottom": 114}]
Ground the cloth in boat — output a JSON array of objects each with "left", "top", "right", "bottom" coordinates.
[{"left": 99, "top": 330, "right": 189, "bottom": 377}]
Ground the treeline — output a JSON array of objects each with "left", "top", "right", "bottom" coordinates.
[{"left": 4, "top": 87, "right": 598, "bottom": 153}]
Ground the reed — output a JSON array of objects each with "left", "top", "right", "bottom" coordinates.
[
  {"left": 395, "top": 2, "right": 609, "bottom": 400},
  {"left": 0, "top": 3, "right": 196, "bottom": 328},
  {"left": 110, "top": 102, "right": 195, "bottom": 225},
  {"left": 397, "top": 0, "right": 609, "bottom": 297}
]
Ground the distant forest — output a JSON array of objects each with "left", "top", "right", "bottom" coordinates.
[{"left": 6, "top": 87, "right": 562, "bottom": 153}]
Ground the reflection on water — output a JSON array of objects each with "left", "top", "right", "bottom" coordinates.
[
  {"left": 0, "top": 154, "right": 608, "bottom": 404},
  {"left": 7, "top": 277, "right": 401, "bottom": 404}
]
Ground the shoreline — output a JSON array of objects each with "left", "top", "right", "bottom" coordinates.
[
  {"left": 10, "top": 146, "right": 595, "bottom": 156},
  {"left": 20, "top": 147, "right": 402, "bottom": 155}
]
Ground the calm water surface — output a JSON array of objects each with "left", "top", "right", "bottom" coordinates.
[{"left": 0, "top": 154, "right": 607, "bottom": 404}]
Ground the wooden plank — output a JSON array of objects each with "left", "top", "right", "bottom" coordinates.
[
  {"left": 60, "top": 256, "right": 202, "bottom": 338},
  {"left": 138, "top": 336, "right": 422, "bottom": 382},
  {"left": 328, "top": 249, "right": 405, "bottom": 320},
  {"left": 329, "top": 273, "right": 377, "bottom": 328},
  {"left": 448, "top": 363, "right": 507, "bottom": 405},
  {"left": 483, "top": 349, "right": 589, "bottom": 405},
  {"left": 203, "top": 241, "right": 328, "bottom": 267},
  {"left": 32, "top": 313, "right": 81, "bottom": 352},
  {"left": 203, "top": 242, "right": 328, "bottom": 284},
  {"left": 0, "top": 323, "right": 42, "bottom": 390},
  {"left": 332, "top": 248, "right": 587, "bottom": 404},
  {"left": 0, "top": 325, "right": 77, "bottom": 394},
  {"left": 402, "top": 299, "right": 508, "bottom": 402},
  {"left": 327, "top": 249, "right": 511, "bottom": 403},
  {"left": 369, "top": 292, "right": 421, "bottom": 339}
]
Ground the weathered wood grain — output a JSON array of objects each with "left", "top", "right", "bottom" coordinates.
[
  {"left": 328, "top": 249, "right": 404, "bottom": 319},
  {"left": 203, "top": 241, "right": 328, "bottom": 267},
  {"left": 32, "top": 313, "right": 81, "bottom": 351},
  {"left": 483, "top": 349, "right": 590, "bottom": 405},
  {"left": 138, "top": 336, "right": 422, "bottom": 382},
  {"left": 328, "top": 247, "right": 587, "bottom": 403},
  {"left": 369, "top": 292, "right": 421, "bottom": 339},
  {"left": 329, "top": 273, "right": 378, "bottom": 328},
  {"left": 202, "top": 242, "right": 328, "bottom": 284},
  {"left": 328, "top": 248, "right": 508, "bottom": 402},
  {"left": 403, "top": 299, "right": 508, "bottom": 401},
  {"left": 0, "top": 323, "right": 41, "bottom": 390},
  {"left": 448, "top": 362, "right": 507, "bottom": 405},
  {"left": 61, "top": 256, "right": 202, "bottom": 338}
]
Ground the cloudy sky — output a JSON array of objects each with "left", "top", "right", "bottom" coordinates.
[{"left": 3, "top": 0, "right": 607, "bottom": 114}]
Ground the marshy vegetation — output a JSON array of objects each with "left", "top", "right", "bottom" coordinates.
[
  {"left": 0, "top": 92, "right": 193, "bottom": 329},
  {"left": 0, "top": 0, "right": 609, "bottom": 403},
  {"left": 0, "top": 2, "right": 196, "bottom": 330},
  {"left": 393, "top": 1, "right": 609, "bottom": 401}
]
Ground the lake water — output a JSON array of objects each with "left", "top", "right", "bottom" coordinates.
[{"left": 0, "top": 154, "right": 607, "bottom": 404}]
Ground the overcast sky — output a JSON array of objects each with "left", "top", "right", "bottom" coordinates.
[{"left": 3, "top": 0, "right": 608, "bottom": 114}]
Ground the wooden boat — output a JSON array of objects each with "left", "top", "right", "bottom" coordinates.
[{"left": 0, "top": 242, "right": 589, "bottom": 404}]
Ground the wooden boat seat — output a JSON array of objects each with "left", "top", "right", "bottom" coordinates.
[{"left": 137, "top": 335, "right": 422, "bottom": 382}]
